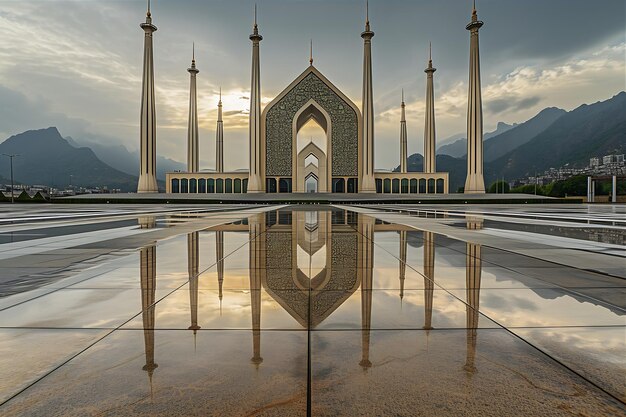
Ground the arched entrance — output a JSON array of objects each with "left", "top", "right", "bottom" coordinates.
[{"left": 261, "top": 66, "right": 362, "bottom": 193}]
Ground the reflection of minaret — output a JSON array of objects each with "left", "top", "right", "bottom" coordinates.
[
  {"left": 247, "top": 5, "right": 263, "bottom": 192},
  {"left": 216, "top": 230, "right": 224, "bottom": 313},
  {"left": 423, "top": 231, "right": 435, "bottom": 332},
  {"left": 360, "top": 215, "right": 375, "bottom": 369},
  {"left": 399, "top": 91, "right": 408, "bottom": 174},
  {"left": 137, "top": 0, "right": 158, "bottom": 193},
  {"left": 360, "top": 1, "right": 376, "bottom": 192},
  {"left": 464, "top": 1, "right": 486, "bottom": 193},
  {"left": 423, "top": 43, "right": 437, "bottom": 174},
  {"left": 398, "top": 230, "right": 407, "bottom": 302},
  {"left": 249, "top": 215, "right": 264, "bottom": 366},
  {"left": 464, "top": 217, "right": 483, "bottom": 374},
  {"left": 140, "top": 244, "right": 158, "bottom": 387},
  {"left": 187, "top": 44, "right": 199, "bottom": 173},
  {"left": 216, "top": 89, "right": 224, "bottom": 173},
  {"left": 187, "top": 232, "right": 200, "bottom": 341}
]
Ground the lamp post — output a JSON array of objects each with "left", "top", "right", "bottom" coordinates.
[{"left": 2, "top": 153, "right": 19, "bottom": 204}]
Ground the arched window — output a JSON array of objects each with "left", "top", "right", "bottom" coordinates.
[
  {"left": 198, "top": 179, "right": 206, "bottom": 193},
  {"left": 171, "top": 178, "right": 180, "bottom": 193},
  {"left": 383, "top": 178, "right": 391, "bottom": 193},
  {"left": 332, "top": 178, "right": 345, "bottom": 193},
  {"left": 279, "top": 178, "right": 292, "bottom": 193},
  {"left": 216, "top": 178, "right": 224, "bottom": 193},
  {"left": 347, "top": 178, "right": 358, "bottom": 193},
  {"left": 266, "top": 178, "right": 277, "bottom": 193},
  {"left": 410, "top": 179, "right": 417, "bottom": 193},
  {"left": 234, "top": 178, "right": 242, "bottom": 193},
  {"left": 181, "top": 179, "right": 189, "bottom": 193},
  {"left": 401, "top": 179, "right": 409, "bottom": 193},
  {"left": 305, "top": 174, "right": 318, "bottom": 193},
  {"left": 208, "top": 179, "right": 215, "bottom": 193},
  {"left": 419, "top": 179, "right": 426, "bottom": 193},
  {"left": 428, "top": 179, "right": 435, "bottom": 193},
  {"left": 375, "top": 178, "right": 383, "bottom": 193},
  {"left": 436, "top": 178, "right": 445, "bottom": 194},
  {"left": 392, "top": 179, "right": 400, "bottom": 194},
  {"left": 190, "top": 178, "right": 197, "bottom": 193},
  {"left": 225, "top": 178, "right": 233, "bottom": 193},
  {"left": 242, "top": 179, "right": 248, "bottom": 193}
]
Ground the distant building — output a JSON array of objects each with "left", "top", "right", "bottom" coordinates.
[
  {"left": 589, "top": 157, "right": 600, "bottom": 168},
  {"left": 603, "top": 155, "right": 617, "bottom": 165}
]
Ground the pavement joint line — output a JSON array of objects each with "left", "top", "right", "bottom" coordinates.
[{"left": 0, "top": 210, "right": 270, "bottom": 408}]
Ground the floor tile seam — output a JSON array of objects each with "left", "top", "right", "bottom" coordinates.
[
  {"left": 2, "top": 324, "right": 623, "bottom": 331},
  {"left": 364, "top": 210, "right": 626, "bottom": 313},
  {"left": 345, "top": 215, "right": 507, "bottom": 332},
  {"left": 497, "top": 322, "right": 626, "bottom": 406},
  {"left": 371, "top": 205, "right": 626, "bottom": 228},
  {"left": 0, "top": 249, "right": 157, "bottom": 312},
  {"left": 0, "top": 212, "right": 268, "bottom": 402}
]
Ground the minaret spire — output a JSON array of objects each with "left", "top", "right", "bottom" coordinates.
[
  {"left": 187, "top": 43, "right": 199, "bottom": 173},
  {"left": 216, "top": 87, "right": 224, "bottom": 173},
  {"left": 137, "top": 1, "right": 158, "bottom": 193},
  {"left": 424, "top": 43, "right": 437, "bottom": 174},
  {"left": 360, "top": 0, "right": 376, "bottom": 192},
  {"left": 247, "top": 5, "right": 263, "bottom": 192},
  {"left": 399, "top": 90, "right": 407, "bottom": 174},
  {"left": 309, "top": 39, "right": 313, "bottom": 66},
  {"left": 464, "top": 2, "right": 485, "bottom": 193}
]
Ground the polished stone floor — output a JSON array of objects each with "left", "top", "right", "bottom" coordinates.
[{"left": 0, "top": 204, "right": 624, "bottom": 416}]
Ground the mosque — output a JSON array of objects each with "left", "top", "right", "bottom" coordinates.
[{"left": 136, "top": 2, "right": 486, "bottom": 195}]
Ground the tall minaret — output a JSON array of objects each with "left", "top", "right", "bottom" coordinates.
[
  {"left": 360, "top": 1, "right": 376, "bottom": 192},
  {"left": 216, "top": 88, "right": 224, "bottom": 173},
  {"left": 464, "top": 1, "right": 485, "bottom": 193},
  {"left": 247, "top": 5, "right": 263, "bottom": 192},
  {"left": 424, "top": 43, "right": 437, "bottom": 174},
  {"left": 399, "top": 90, "right": 407, "bottom": 174},
  {"left": 187, "top": 44, "right": 199, "bottom": 173},
  {"left": 216, "top": 230, "right": 224, "bottom": 313},
  {"left": 423, "top": 231, "right": 435, "bottom": 332},
  {"left": 464, "top": 216, "right": 483, "bottom": 374},
  {"left": 140, "top": 245, "right": 158, "bottom": 386},
  {"left": 398, "top": 230, "right": 407, "bottom": 301},
  {"left": 187, "top": 232, "right": 200, "bottom": 337},
  {"left": 137, "top": 0, "right": 158, "bottom": 193}
]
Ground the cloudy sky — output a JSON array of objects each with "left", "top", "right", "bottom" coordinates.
[{"left": 0, "top": 0, "right": 624, "bottom": 171}]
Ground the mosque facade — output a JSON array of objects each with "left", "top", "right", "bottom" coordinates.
[{"left": 136, "top": 2, "right": 486, "bottom": 195}]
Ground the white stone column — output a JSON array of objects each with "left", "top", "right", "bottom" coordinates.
[
  {"left": 187, "top": 48, "right": 199, "bottom": 173},
  {"left": 360, "top": 6, "right": 376, "bottom": 193},
  {"left": 464, "top": 6, "right": 485, "bottom": 194},
  {"left": 424, "top": 47, "right": 437, "bottom": 174},
  {"left": 216, "top": 89, "right": 224, "bottom": 173},
  {"left": 399, "top": 92, "right": 407, "bottom": 174},
  {"left": 612, "top": 175, "right": 617, "bottom": 203},
  {"left": 137, "top": 5, "right": 159, "bottom": 193},
  {"left": 247, "top": 9, "right": 263, "bottom": 192}
]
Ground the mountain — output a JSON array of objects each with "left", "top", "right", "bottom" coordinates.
[
  {"left": 438, "top": 121, "right": 517, "bottom": 158},
  {"left": 483, "top": 107, "right": 566, "bottom": 161},
  {"left": 66, "top": 136, "right": 185, "bottom": 180},
  {"left": 491, "top": 92, "right": 626, "bottom": 179},
  {"left": 0, "top": 127, "right": 139, "bottom": 191}
]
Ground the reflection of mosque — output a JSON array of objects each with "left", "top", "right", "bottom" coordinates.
[{"left": 138, "top": 211, "right": 483, "bottom": 385}]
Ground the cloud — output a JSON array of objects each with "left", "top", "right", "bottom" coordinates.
[{"left": 486, "top": 95, "right": 542, "bottom": 115}]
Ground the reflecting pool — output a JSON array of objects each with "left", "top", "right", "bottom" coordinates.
[{"left": 0, "top": 206, "right": 624, "bottom": 416}]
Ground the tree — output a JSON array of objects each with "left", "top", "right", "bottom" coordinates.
[{"left": 488, "top": 180, "right": 510, "bottom": 193}]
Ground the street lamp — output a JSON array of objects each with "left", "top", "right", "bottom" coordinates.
[{"left": 1, "top": 153, "right": 20, "bottom": 204}]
